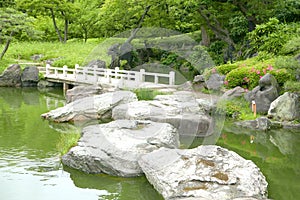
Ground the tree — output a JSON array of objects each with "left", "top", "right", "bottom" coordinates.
[
  {"left": 73, "top": 0, "right": 103, "bottom": 42},
  {"left": 0, "top": 8, "right": 33, "bottom": 59},
  {"left": 16, "top": 0, "right": 78, "bottom": 43}
]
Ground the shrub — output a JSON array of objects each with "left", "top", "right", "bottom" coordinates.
[
  {"left": 216, "top": 63, "right": 239, "bottom": 75},
  {"left": 284, "top": 81, "right": 300, "bottom": 93},
  {"left": 247, "top": 18, "right": 300, "bottom": 56},
  {"left": 216, "top": 97, "right": 259, "bottom": 120},
  {"left": 281, "top": 37, "right": 300, "bottom": 55},
  {"left": 275, "top": 56, "right": 300, "bottom": 80},
  {"left": 134, "top": 88, "right": 169, "bottom": 101},
  {"left": 269, "top": 68, "right": 293, "bottom": 87},
  {"left": 225, "top": 64, "right": 292, "bottom": 90}
]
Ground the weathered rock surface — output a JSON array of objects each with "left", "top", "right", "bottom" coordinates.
[
  {"left": 41, "top": 91, "right": 137, "bottom": 122},
  {"left": 62, "top": 120, "right": 179, "bottom": 177},
  {"left": 222, "top": 86, "right": 245, "bottom": 99},
  {"left": 85, "top": 59, "right": 106, "bottom": 68},
  {"left": 0, "top": 64, "right": 22, "bottom": 87},
  {"left": 37, "top": 80, "right": 62, "bottom": 88},
  {"left": 21, "top": 66, "right": 39, "bottom": 87},
  {"left": 193, "top": 75, "right": 205, "bottom": 83},
  {"left": 206, "top": 73, "right": 225, "bottom": 90},
  {"left": 66, "top": 85, "right": 103, "bottom": 103},
  {"left": 268, "top": 92, "right": 300, "bottom": 121},
  {"left": 234, "top": 117, "right": 273, "bottom": 131},
  {"left": 245, "top": 74, "right": 279, "bottom": 114},
  {"left": 139, "top": 145, "right": 268, "bottom": 200},
  {"left": 112, "top": 92, "right": 212, "bottom": 137}
]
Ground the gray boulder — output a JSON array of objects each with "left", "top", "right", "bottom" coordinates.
[
  {"left": 234, "top": 117, "right": 272, "bottom": 131},
  {"left": 30, "top": 54, "right": 43, "bottom": 61},
  {"left": 193, "top": 75, "right": 205, "bottom": 83},
  {"left": 268, "top": 92, "right": 300, "bottom": 121},
  {"left": 21, "top": 66, "right": 39, "bottom": 87},
  {"left": 245, "top": 74, "right": 279, "bottom": 114},
  {"left": 62, "top": 120, "right": 179, "bottom": 177},
  {"left": 222, "top": 86, "right": 245, "bottom": 99},
  {"left": 41, "top": 91, "right": 137, "bottom": 122},
  {"left": 85, "top": 59, "right": 106, "bottom": 68},
  {"left": 0, "top": 64, "right": 22, "bottom": 87},
  {"left": 66, "top": 85, "right": 103, "bottom": 103},
  {"left": 112, "top": 92, "right": 212, "bottom": 137},
  {"left": 139, "top": 145, "right": 268, "bottom": 200},
  {"left": 37, "top": 80, "right": 62, "bottom": 88},
  {"left": 206, "top": 73, "right": 225, "bottom": 90}
]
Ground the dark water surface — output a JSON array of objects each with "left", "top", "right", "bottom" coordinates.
[{"left": 0, "top": 88, "right": 299, "bottom": 200}]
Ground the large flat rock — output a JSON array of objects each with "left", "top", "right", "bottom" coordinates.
[
  {"left": 62, "top": 120, "right": 179, "bottom": 177},
  {"left": 139, "top": 145, "right": 268, "bottom": 200},
  {"left": 112, "top": 91, "right": 212, "bottom": 137},
  {"left": 41, "top": 91, "right": 137, "bottom": 122}
]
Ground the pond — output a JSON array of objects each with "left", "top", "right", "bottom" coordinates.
[{"left": 0, "top": 88, "right": 299, "bottom": 200}]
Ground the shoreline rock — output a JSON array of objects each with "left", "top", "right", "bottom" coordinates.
[
  {"left": 139, "top": 145, "right": 268, "bottom": 200},
  {"left": 112, "top": 91, "right": 213, "bottom": 137},
  {"left": 62, "top": 120, "right": 179, "bottom": 177},
  {"left": 41, "top": 91, "right": 137, "bottom": 122}
]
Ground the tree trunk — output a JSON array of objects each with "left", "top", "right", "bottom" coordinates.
[
  {"left": 198, "top": 6, "right": 235, "bottom": 48},
  {"left": 200, "top": 25, "right": 210, "bottom": 47},
  {"left": 64, "top": 18, "right": 68, "bottom": 43},
  {"left": 126, "top": 5, "right": 151, "bottom": 44},
  {"left": 50, "top": 9, "right": 63, "bottom": 43},
  {"left": 0, "top": 31, "right": 14, "bottom": 60},
  {"left": 84, "top": 28, "right": 88, "bottom": 43}
]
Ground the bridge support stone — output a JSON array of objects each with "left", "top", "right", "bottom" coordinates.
[{"left": 63, "top": 82, "right": 69, "bottom": 96}]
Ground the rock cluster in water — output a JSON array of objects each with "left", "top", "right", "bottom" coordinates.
[{"left": 41, "top": 87, "right": 270, "bottom": 200}]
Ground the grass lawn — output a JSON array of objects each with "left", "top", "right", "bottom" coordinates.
[{"left": 0, "top": 38, "right": 106, "bottom": 73}]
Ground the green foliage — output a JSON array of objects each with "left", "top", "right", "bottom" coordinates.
[
  {"left": 281, "top": 37, "right": 300, "bottom": 55},
  {"left": 229, "top": 15, "right": 248, "bottom": 43},
  {"left": 134, "top": 88, "right": 168, "bottom": 101},
  {"left": 208, "top": 41, "right": 227, "bottom": 65},
  {"left": 275, "top": 0, "right": 300, "bottom": 23},
  {"left": 2, "top": 40, "right": 99, "bottom": 67},
  {"left": 274, "top": 56, "right": 300, "bottom": 79},
  {"left": 189, "top": 45, "right": 214, "bottom": 74},
  {"left": 247, "top": 18, "right": 300, "bottom": 55},
  {"left": 0, "top": 7, "right": 35, "bottom": 58},
  {"left": 216, "top": 97, "right": 259, "bottom": 120},
  {"left": 284, "top": 81, "right": 300, "bottom": 93},
  {"left": 56, "top": 133, "right": 81, "bottom": 156},
  {"left": 225, "top": 62, "right": 291, "bottom": 90},
  {"left": 216, "top": 63, "right": 239, "bottom": 75}
]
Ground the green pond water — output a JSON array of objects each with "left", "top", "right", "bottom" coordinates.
[{"left": 0, "top": 88, "right": 299, "bottom": 200}]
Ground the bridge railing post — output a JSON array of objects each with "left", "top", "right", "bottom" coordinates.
[
  {"left": 154, "top": 75, "right": 158, "bottom": 84},
  {"left": 63, "top": 65, "right": 68, "bottom": 78},
  {"left": 84, "top": 67, "right": 88, "bottom": 80},
  {"left": 139, "top": 69, "right": 145, "bottom": 83},
  {"left": 169, "top": 71, "right": 175, "bottom": 85},
  {"left": 74, "top": 64, "right": 79, "bottom": 77},
  {"left": 115, "top": 67, "right": 119, "bottom": 79},
  {"left": 46, "top": 64, "right": 50, "bottom": 76}
]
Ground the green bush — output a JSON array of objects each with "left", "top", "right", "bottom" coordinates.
[
  {"left": 225, "top": 65, "right": 292, "bottom": 90},
  {"left": 284, "top": 81, "right": 300, "bottom": 93},
  {"left": 216, "top": 63, "right": 239, "bottom": 75},
  {"left": 247, "top": 18, "right": 300, "bottom": 56},
  {"left": 134, "top": 88, "right": 169, "bottom": 101},
  {"left": 216, "top": 97, "right": 259, "bottom": 120},
  {"left": 281, "top": 37, "right": 300, "bottom": 55},
  {"left": 269, "top": 68, "right": 293, "bottom": 87}
]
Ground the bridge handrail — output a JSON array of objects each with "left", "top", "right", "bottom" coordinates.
[{"left": 45, "top": 64, "right": 175, "bottom": 86}]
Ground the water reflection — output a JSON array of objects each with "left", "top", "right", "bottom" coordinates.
[{"left": 0, "top": 88, "right": 162, "bottom": 200}]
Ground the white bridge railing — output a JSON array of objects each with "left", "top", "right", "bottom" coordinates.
[{"left": 45, "top": 64, "right": 175, "bottom": 88}]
